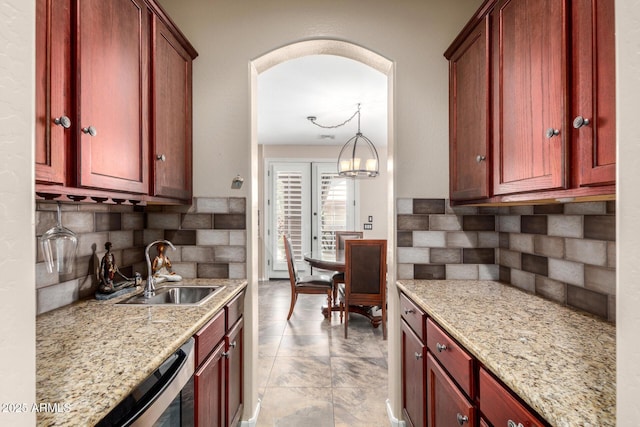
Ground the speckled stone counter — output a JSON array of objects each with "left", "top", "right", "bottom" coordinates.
[
  {"left": 36, "top": 279, "right": 247, "bottom": 426},
  {"left": 396, "top": 280, "right": 615, "bottom": 427}
]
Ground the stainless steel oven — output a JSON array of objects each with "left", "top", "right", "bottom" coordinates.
[{"left": 97, "top": 338, "right": 195, "bottom": 426}]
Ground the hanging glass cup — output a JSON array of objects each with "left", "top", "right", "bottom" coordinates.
[{"left": 41, "top": 203, "right": 78, "bottom": 274}]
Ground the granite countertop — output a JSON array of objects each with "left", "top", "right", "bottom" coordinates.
[
  {"left": 36, "top": 278, "right": 247, "bottom": 427},
  {"left": 396, "top": 280, "right": 615, "bottom": 427}
]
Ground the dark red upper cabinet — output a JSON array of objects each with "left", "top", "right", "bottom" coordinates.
[
  {"left": 75, "top": 0, "right": 150, "bottom": 194},
  {"left": 447, "top": 16, "right": 491, "bottom": 201},
  {"left": 36, "top": 0, "right": 71, "bottom": 185},
  {"left": 445, "top": 0, "right": 615, "bottom": 204},
  {"left": 150, "top": 15, "right": 195, "bottom": 201},
  {"left": 491, "top": 0, "right": 568, "bottom": 196},
  {"left": 571, "top": 0, "right": 616, "bottom": 187}
]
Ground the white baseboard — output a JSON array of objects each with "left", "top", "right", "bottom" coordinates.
[
  {"left": 239, "top": 399, "right": 261, "bottom": 427},
  {"left": 386, "top": 399, "right": 406, "bottom": 427}
]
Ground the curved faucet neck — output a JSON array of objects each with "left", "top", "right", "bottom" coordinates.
[{"left": 144, "top": 240, "right": 176, "bottom": 297}]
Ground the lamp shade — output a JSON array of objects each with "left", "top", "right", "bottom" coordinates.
[{"left": 337, "top": 132, "right": 379, "bottom": 177}]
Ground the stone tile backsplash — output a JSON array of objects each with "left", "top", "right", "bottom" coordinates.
[
  {"left": 35, "top": 197, "right": 247, "bottom": 315},
  {"left": 397, "top": 198, "right": 616, "bottom": 322}
]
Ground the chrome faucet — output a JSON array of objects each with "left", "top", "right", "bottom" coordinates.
[{"left": 144, "top": 240, "right": 176, "bottom": 297}]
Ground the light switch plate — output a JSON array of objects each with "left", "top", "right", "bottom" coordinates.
[{"left": 364, "top": 223, "right": 373, "bottom": 230}]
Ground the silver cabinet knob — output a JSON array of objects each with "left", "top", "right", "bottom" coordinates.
[
  {"left": 573, "top": 115, "right": 591, "bottom": 129},
  {"left": 545, "top": 128, "right": 560, "bottom": 139},
  {"left": 508, "top": 421, "right": 524, "bottom": 427},
  {"left": 456, "top": 413, "right": 469, "bottom": 425},
  {"left": 229, "top": 340, "right": 237, "bottom": 348},
  {"left": 436, "top": 343, "right": 447, "bottom": 353},
  {"left": 81, "top": 126, "right": 97, "bottom": 137},
  {"left": 476, "top": 155, "right": 486, "bottom": 163},
  {"left": 54, "top": 116, "right": 71, "bottom": 129},
  {"left": 156, "top": 154, "right": 166, "bottom": 162},
  {"left": 414, "top": 352, "right": 423, "bottom": 360}
]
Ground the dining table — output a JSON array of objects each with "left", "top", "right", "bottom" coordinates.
[{"left": 303, "top": 250, "right": 382, "bottom": 327}]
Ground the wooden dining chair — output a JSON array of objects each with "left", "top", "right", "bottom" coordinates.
[
  {"left": 339, "top": 239, "right": 387, "bottom": 339},
  {"left": 283, "top": 235, "right": 334, "bottom": 320},
  {"left": 331, "top": 231, "right": 364, "bottom": 301}
]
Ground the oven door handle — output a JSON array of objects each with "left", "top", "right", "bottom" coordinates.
[
  {"left": 129, "top": 338, "right": 195, "bottom": 426},
  {"left": 97, "top": 337, "right": 195, "bottom": 427}
]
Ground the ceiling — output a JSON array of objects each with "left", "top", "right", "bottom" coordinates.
[{"left": 257, "top": 54, "right": 388, "bottom": 147}]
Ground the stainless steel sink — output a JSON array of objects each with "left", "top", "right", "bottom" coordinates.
[{"left": 117, "top": 285, "right": 225, "bottom": 306}]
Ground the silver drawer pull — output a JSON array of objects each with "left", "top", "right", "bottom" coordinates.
[
  {"left": 54, "top": 116, "right": 71, "bottom": 128},
  {"left": 81, "top": 125, "right": 97, "bottom": 137},
  {"left": 436, "top": 342, "right": 447, "bottom": 353},
  {"left": 507, "top": 420, "right": 524, "bottom": 427},
  {"left": 414, "top": 352, "right": 423, "bottom": 360},
  {"left": 403, "top": 308, "right": 415, "bottom": 315},
  {"left": 573, "top": 115, "right": 590, "bottom": 129},
  {"left": 545, "top": 128, "right": 560, "bottom": 139},
  {"left": 229, "top": 340, "right": 237, "bottom": 348},
  {"left": 456, "top": 413, "right": 469, "bottom": 425}
]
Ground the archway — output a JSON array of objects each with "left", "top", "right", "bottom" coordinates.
[{"left": 245, "top": 39, "right": 398, "bottom": 424}]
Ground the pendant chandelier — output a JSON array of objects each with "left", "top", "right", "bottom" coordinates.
[{"left": 307, "top": 103, "right": 379, "bottom": 178}]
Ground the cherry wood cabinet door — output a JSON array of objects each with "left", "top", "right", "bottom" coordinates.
[
  {"left": 194, "top": 340, "right": 225, "bottom": 427},
  {"left": 75, "top": 0, "right": 149, "bottom": 193},
  {"left": 571, "top": 0, "right": 616, "bottom": 187},
  {"left": 426, "top": 353, "right": 475, "bottom": 427},
  {"left": 225, "top": 317, "right": 244, "bottom": 427},
  {"left": 448, "top": 17, "right": 491, "bottom": 201},
  {"left": 492, "top": 0, "right": 568, "bottom": 195},
  {"left": 401, "top": 320, "right": 426, "bottom": 427},
  {"left": 36, "top": 0, "right": 71, "bottom": 185},
  {"left": 151, "top": 15, "right": 193, "bottom": 200}
]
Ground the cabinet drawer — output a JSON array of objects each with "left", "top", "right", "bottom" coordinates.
[
  {"left": 400, "top": 293, "right": 426, "bottom": 340},
  {"left": 225, "top": 291, "right": 245, "bottom": 330},
  {"left": 194, "top": 309, "right": 225, "bottom": 367},
  {"left": 426, "top": 318, "right": 474, "bottom": 398},
  {"left": 479, "top": 368, "right": 545, "bottom": 427}
]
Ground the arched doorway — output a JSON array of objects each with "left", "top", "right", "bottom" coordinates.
[
  {"left": 250, "top": 39, "right": 395, "bottom": 277},
  {"left": 246, "top": 39, "right": 398, "bottom": 423}
]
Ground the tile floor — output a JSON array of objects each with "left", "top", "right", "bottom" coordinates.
[{"left": 257, "top": 280, "right": 390, "bottom": 427}]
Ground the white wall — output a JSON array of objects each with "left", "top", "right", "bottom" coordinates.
[
  {"left": 616, "top": 0, "right": 640, "bottom": 423},
  {"left": 0, "top": 1, "right": 36, "bottom": 426}
]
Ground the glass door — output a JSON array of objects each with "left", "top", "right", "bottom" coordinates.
[
  {"left": 266, "top": 161, "right": 356, "bottom": 279},
  {"left": 311, "top": 162, "right": 356, "bottom": 256}
]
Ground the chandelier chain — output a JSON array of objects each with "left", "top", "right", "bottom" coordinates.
[{"left": 308, "top": 104, "right": 361, "bottom": 130}]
